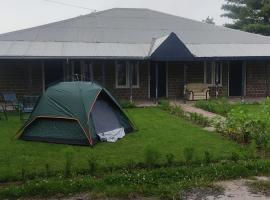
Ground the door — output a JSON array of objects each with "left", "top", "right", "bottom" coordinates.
[
  {"left": 229, "top": 61, "right": 243, "bottom": 96},
  {"left": 150, "top": 62, "right": 167, "bottom": 98}
]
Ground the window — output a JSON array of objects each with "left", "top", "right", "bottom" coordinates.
[
  {"left": 116, "top": 61, "right": 139, "bottom": 88},
  {"left": 204, "top": 61, "right": 222, "bottom": 85}
]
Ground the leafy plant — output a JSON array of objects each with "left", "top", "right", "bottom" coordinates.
[{"left": 215, "top": 103, "right": 270, "bottom": 149}]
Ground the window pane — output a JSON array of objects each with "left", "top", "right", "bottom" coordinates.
[
  {"left": 130, "top": 62, "right": 138, "bottom": 86},
  {"left": 206, "top": 62, "right": 212, "bottom": 84},
  {"left": 117, "top": 62, "right": 127, "bottom": 86}
]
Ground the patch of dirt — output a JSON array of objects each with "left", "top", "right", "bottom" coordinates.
[
  {"left": 180, "top": 186, "right": 224, "bottom": 200},
  {"left": 180, "top": 177, "right": 270, "bottom": 200}
]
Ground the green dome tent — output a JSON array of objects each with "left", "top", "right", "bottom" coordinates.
[{"left": 17, "top": 82, "right": 134, "bottom": 146}]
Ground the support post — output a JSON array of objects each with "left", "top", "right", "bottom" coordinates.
[
  {"left": 102, "top": 62, "right": 105, "bottom": 86},
  {"left": 129, "top": 61, "right": 133, "bottom": 102},
  {"left": 155, "top": 62, "right": 158, "bottom": 103},
  {"left": 41, "top": 60, "right": 45, "bottom": 93},
  {"left": 183, "top": 65, "right": 187, "bottom": 103}
]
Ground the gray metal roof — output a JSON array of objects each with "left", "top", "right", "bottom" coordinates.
[
  {"left": 1, "top": 8, "right": 270, "bottom": 59},
  {"left": 0, "top": 41, "right": 149, "bottom": 59}
]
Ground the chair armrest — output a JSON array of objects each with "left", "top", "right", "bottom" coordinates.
[{"left": 203, "top": 88, "right": 210, "bottom": 93}]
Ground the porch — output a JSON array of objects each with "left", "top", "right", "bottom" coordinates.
[{"left": 0, "top": 59, "right": 270, "bottom": 101}]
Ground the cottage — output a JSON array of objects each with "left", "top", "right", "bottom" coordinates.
[{"left": 1, "top": 8, "right": 270, "bottom": 100}]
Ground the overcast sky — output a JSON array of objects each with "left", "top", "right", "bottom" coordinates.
[{"left": 0, "top": 0, "right": 229, "bottom": 34}]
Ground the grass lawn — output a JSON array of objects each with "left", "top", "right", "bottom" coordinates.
[{"left": 0, "top": 107, "right": 246, "bottom": 181}]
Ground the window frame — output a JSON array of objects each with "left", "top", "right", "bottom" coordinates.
[
  {"left": 115, "top": 61, "right": 140, "bottom": 89},
  {"left": 204, "top": 61, "right": 223, "bottom": 86}
]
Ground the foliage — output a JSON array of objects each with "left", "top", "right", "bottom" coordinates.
[
  {"left": 161, "top": 101, "right": 209, "bottom": 127},
  {"left": 202, "top": 16, "right": 215, "bottom": 24},
  {"left": 195, "top": 98, "right": 232, "bottom": 116},
  {"left": 214, "top": 101, "right": 270, "bottom": 149},
  {"left": 189, "top": 112, "right": 210, "bottom": 127},
  {"left": 222, "top": 0, "right": 270, "bottom": 36},
  {"left": 2, "top": 160, "right": 270, "bottom": 199},
  {"left": 119, "top": 99, "right": 136, "bottom": 108}
]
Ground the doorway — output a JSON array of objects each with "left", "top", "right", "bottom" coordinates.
[
  {"left": 150, "top": 62, "right": 167, "bottom": 98},
  {"left": 229, "top": 61, "right": 243, "bottom": 96}
]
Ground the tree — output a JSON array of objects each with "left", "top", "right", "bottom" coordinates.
[
  {"left": 203, "top": 16, "right": 215, "bottom": 24},
  {"left": 222, "top": 0, "right": 270, "bottom": 35}
]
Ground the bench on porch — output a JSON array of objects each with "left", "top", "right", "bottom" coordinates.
[{"left": 184, "top": 83, "right": 210, "bottom": 101}]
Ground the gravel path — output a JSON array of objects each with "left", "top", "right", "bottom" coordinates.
[{"left": 170, "top": 101, "right": 225, "bottom": 120}]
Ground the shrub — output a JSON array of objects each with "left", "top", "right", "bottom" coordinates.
[
  {"left": 215, "top": 105, "right": 270, "bottom": 149},
  {"left": 144, "top": 147, "right": 161, "bottom": 167},
  {"left": 183, "top": 148, "right": 194, "bottom": 164}
]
